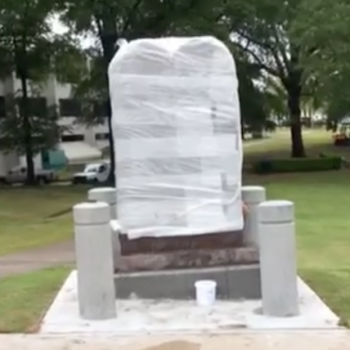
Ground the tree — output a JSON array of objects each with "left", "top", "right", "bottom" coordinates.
[
  {"left": 222, "top": 0, "right": 314, "bottom": 157},
  {"left": 293, "top": 0, "right": 350, "bottom": 89},
  {"left": 235, "top": 51, "right": 270, "bottom": 137},
  {"left": 0, "top": 93, "right": 62, "bottom": 157},
  {"left": 292, "top": 0, "right": 350, "bottom": 130},
  {"left": 264, "top": 78, "right": 288, "bottom": 124},
  {"left": 69, "top": 50, "right": 108, "bottom": 127},
  {"left": 0, "top": 0, "right": 77, "bottom": 184}
]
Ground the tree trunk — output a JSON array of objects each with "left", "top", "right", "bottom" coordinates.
[
  {"left": 106, "top": 96, "right": 115, "bottom": 185},
  {"left": 241, "top": 126, "right": 245, "bottom": 140},
  {"left": 332, "top": 121, "right": 338, "bottom": 133},
  {"left": 287, "top": 85, "right": 306, "bottom": 158},
  {"left": 19, "top": 73, "right": 36, "bottom": 185},
  {"left": 100, "top": 31, "right": 117, "bottom": 185}
]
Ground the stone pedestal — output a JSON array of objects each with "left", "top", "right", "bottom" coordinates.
[
  {"left": 116, "top": 246, "right": 258, "bottom": 272},
  {"left": 85, "top": 187, "right": 259, "bottom": 275},
  {"left": 119, "top": 230, "right": 243, "bottom": 255}
]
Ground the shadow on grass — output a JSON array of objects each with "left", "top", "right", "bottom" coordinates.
[{"left": 45, "top": 208, "right": 72, "bottom": 219}]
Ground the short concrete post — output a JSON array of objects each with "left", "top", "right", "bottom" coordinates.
[
  {"left": 242, "top": 186, "right": 266, "bottom": 246},
  {"left": 258, "top": 200, "right": 299, "bottom": 317},
  {"left": 88, "top": 187, "right": 116, "bottom": 219},
  {"left": 73, "top": 202, "right": 116, "bottom": 320},
  {"left": 88, "top": 187, "right": 120, "bottom": 268}
]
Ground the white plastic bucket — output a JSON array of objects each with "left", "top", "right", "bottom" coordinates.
[{"left": 194, "top": 280, "right": 217, "bottom": 306}]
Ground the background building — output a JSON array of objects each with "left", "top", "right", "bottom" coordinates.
[{"left": 0, "top": 73, "right": 110, "bottom": 175}]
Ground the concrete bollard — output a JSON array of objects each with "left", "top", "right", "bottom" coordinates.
[
  {"left": 88, "top": 187, "right": 116, "bottom": 219},
  {"left": 258, "top": 200, "right": 299, "bottom": 317},
  {"left": 88, "top": 187, "right": 120, "bottom": 268},
  {"left": 73, "top": 202, "right": 116, "bottom": 320},
  {"left": 242, "top": 186, "right": 266, "bottom": 246}
]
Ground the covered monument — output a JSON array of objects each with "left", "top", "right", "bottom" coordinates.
[
  {"left": 108, "top": 36, "right": 243, "bottom": 252},
  {"left": 50, "top": 37, "right": 304, "bottom": 323}
]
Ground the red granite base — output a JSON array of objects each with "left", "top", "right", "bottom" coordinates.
[
  {"left": 115, "top": 246, "right": 258, "bottom": 273},
  {"left": 120, "top": 230, "right": 244, "bottom": 255}
]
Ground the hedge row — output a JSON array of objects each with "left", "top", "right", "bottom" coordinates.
[{"left": 253, "top": 156, "right": 342, "bottom": 174}]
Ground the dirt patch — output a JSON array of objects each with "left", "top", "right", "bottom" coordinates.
[{"left": 143, "top": 341, "right": 200, "bottom": 350}]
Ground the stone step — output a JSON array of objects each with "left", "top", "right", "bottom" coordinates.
[
  {"left": 119, "top": 230, "right": 243, "bottom": 255},
  {"left": 116, "top": 246, "right": 258, "bottom": 272},
  {"left": 114, "top": 264, "right": 261, "bottom": 300}
]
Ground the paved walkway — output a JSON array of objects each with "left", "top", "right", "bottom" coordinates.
[
  {"left": 0, "top": 330, "right": 350, "bottom": 350},
  {"left": 0, "top": 241, "right": 75, "bottom": 279}
]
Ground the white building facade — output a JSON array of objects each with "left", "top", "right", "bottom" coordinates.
[{"left": 0, "top": 74, "right": 110, "bottom": 175}]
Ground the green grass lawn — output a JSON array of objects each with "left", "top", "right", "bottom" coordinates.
[
  {"left": 2, "top": 129, "right": 350, "bottom": 332},
  {"left": 243, "top": 129, "right": 350, "bottom": 324},
  {"left": 0, "top": 186, "right": 85, "bottom": 256},
  {"left": 0, "top": 267, "right": 70, "bottom": 333},
  {"left": 245, "top": 170, "right": 350, "bottom": 325},
  {"left": 244, "top": 128, "right": 350, "bottom": 162}
]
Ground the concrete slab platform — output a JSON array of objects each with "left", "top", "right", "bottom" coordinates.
[
  {"left": 2, "top": 331, "right": 350, "bottom": 350},
  {"left": 1, "top": 331, "right": 350, "bottom": 350},
  {"left": 40, "top": 270, "right": 340, "bottom": 335}
]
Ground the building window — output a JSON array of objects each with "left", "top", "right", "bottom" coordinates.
[
  {"left": 59, "top": 98, "right": 81, "bottom": 117},
  {"left": 95, "top": 132, "right": 109, "bottom": 141},
  {"left": 0, "top": 137, "right": 10, "bottom": 148},
  {"left": 61, "top": 134, "right": 84, "bottom": 142},
  {"left": 93, "top": 100, "right": 109, "bottom": 117},
  {"left": 17, "top": 97, "right": 47, "bottom": 116},
  {"left": 0, "top": 97, "right": 5, "bottom": 118}
]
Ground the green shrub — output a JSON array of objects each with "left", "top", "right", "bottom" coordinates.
[{"left": 253, "top": 156, "right": 342, "bottom": 174}]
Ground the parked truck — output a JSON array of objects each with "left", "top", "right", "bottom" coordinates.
[{"left": 1, "top": 165, "right": 57, "bottom": 184}]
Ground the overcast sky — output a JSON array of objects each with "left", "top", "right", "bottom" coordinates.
[{"left": 49, "top": 14, "right": 94, "bottom": 48}]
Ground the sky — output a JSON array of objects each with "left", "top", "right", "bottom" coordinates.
[
  {"left": 49, "top": 14, "right": 94, "bottom": 49},
  {"left": 49, "top": 14, "right": 68, "bottom": 35}
]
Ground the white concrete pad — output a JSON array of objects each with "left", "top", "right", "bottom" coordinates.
[
  {"left": 2, "top": 331, "right": 350, "bottom": 350},
  {"left": 40, "top": 270, "right": 340, "bottom": 335}
]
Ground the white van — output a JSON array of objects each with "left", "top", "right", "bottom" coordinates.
[{"left": 72, "top": 162, "right": 110, "bottom": 184}]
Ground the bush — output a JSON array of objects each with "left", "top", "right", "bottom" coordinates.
[{"left": 253, "top": 156, "right": 342, "bottom": 174}]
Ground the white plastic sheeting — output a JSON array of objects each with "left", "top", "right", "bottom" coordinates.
[{"left": 108, "top": 36, "right": 243, "bottom": 239}]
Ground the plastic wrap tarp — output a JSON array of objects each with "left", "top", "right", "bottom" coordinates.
[{"left": 108, "top": 36, "right": 243, "bottom": 239}]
